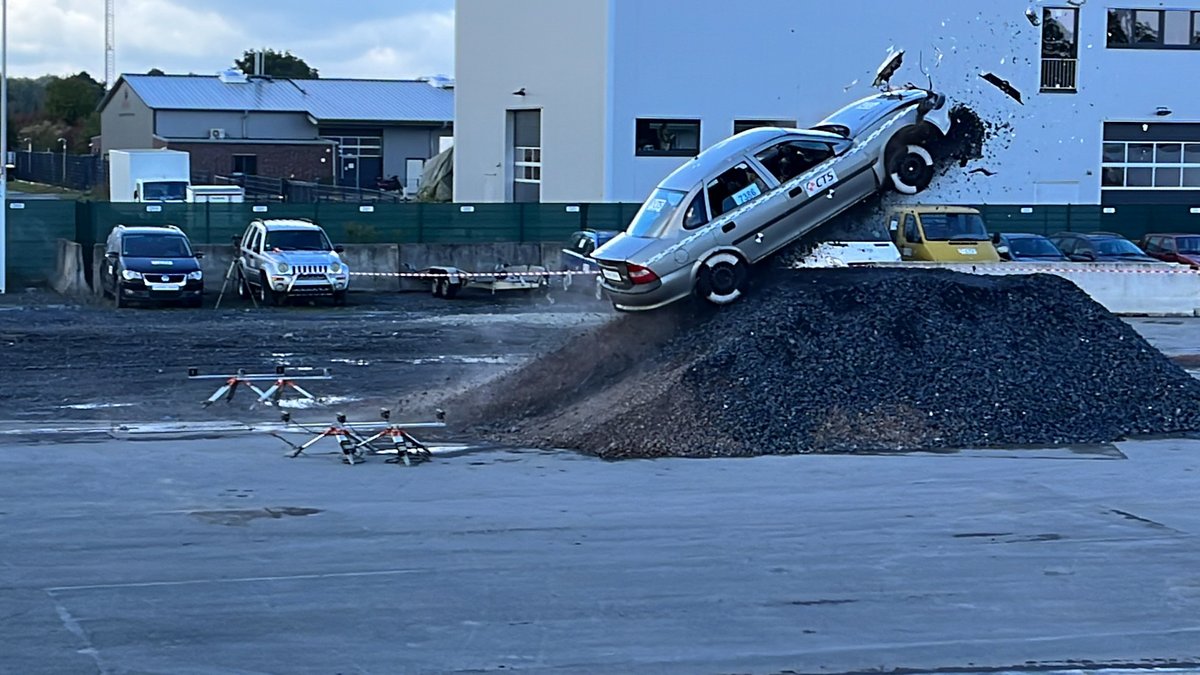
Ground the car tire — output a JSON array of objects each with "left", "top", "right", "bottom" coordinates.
[
  {"left": 444, "top": 282, "right": 461, "bottom": 299},
  {"left": 594, "top": 277, "right": 605, "bottom": 301},
  {"left": 696, "top": 253, "right": 750, "bottom": 306},
  {"left": 888, "top": 144, "right": 935, "bottom": 195},
  {"left": 258, "top": 273, "right": 278, "bottom": 306},
  {"left": 432, "top": 278, "right": 446, "bottom": 298},
  {"left": 332, "top": 290, "right": 347, "bottom": 306},
  {"left": 236, "top": 268, "right": 248, "bottom": 298},
  {"left": 113, "top": 284, "right": 125, "bottom": 309}
]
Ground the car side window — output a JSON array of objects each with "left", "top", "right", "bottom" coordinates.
[
  {"left": 1143, "top": 237, "right": 1159, "bottom": 254},
  {"left": 250, "top": 229, "right": 263, "bottom": 254},
  {"left": 707, "top": 163, "right": 768, "bottom": 219},
  {"left": 754, "top": 140, "right": 835, "bottom": 184},
  {"left": 1056, "top": 237, "right": 1076, "bottom": 255},
  {"left": 1162, "top": 237, "right": 1177, "bottom": 253},
  {"left": 682, "top": 192, "right": 709, "bottom": 230},
  {"left": 903, "top": 214, "right": 920, "bottom": 243}
]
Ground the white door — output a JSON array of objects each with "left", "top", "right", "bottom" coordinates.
[{"left": 406, "top": 158, "right": 425, "bottom": 194}]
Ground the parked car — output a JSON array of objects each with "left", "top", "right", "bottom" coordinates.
[
  {"left": 560, "top": 229, "right": 619, "bottom": 299},
  {"left": 994, "top": 232, "right": 1068, "bottom": 262},
  {"left": 1139, "top": 233, "right": 1200, "bottom": 268},
  {"left": 592, "top": 86, "right": 952, "bottom": 311},
  {"left": 100, "top": 224, "right": 204, "bottom": 308},
  {"left": 1047, "top": 232, "right": 1159, "bottom": 263},
  {"left": 235, "top": 218, "right": 350, "bottom": 305},
  {"left": 886, "top": 205, "right": 1001, "bottom": 262}
]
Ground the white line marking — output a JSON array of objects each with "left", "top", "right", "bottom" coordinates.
[
  {"left": 51, "top": 595, "right": 111, "bottom": 674},
  {"left": 47, "top": 568, "right": 422, "bottom": 593}
]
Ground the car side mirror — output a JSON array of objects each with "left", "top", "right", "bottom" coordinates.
[
  {"left": 195, "top": 252, "right": 205, "bottom": 259},
  {"left": 334, "top": 245, "right": 345, "bottom": 253},
  {"left": 105, "top": 251, "right": 119, "bottom": 260}
]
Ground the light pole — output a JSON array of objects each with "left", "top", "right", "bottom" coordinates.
[
  {"left": 57, "top": 137, "right": 67, "bottom": 185},
  {"left": 1, "top": 0, "right": 8, "bottom": 295}
]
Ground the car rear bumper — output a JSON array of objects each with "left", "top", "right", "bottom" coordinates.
[{"left": 598, "top": 264, "right": 693, "bottom": 311}]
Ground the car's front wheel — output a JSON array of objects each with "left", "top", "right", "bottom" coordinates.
[
  {"left": 695, "top": 253, "right": 750, "bottom": 306},
  {"left": 258, "top": 273, "right": 278, "bottom": 306},
  {"left": 888, "top": 144, "right": 935, "bottom": 195}
]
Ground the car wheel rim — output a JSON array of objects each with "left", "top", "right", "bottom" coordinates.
[{"left": 710, "top": 265, "right": 738, "bottom": 295}]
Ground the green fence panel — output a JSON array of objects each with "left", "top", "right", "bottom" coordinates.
[
  {"left": 305, "top": 203, "right": 417, "bottom": 244},
  {"left": 419, "top": 203, "right": 522, "bottom": 243},
  {"left": 5, "top": 200, "right": 78, "bottom": 286},
  {"left": 522, "top": 204, "right": 584, "bottom": 242},
  {"left": 583, "top": 204, "right": 632, "bottom": 232}
]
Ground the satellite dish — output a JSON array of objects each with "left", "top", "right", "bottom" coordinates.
[{"left": 872, "top": 50, "right": 904, "bottom": 89}]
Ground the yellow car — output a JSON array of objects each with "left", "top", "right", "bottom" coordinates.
[{"left": 886, "top": 206, "right": 1001, "bottom": 262}]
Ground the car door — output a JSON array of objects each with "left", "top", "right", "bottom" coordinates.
[
  {"left": 703, "top": 160, "right": 777, "bottom": 261},
  {"left": 243, "top": 226, "right": 264, "bottom": 284},
  {"left": 727, "top": 139, "right": 837, "bottom": 259},
  {"left": 1160, "top": 236, "right": 1180, "bottom": 263},
  {"left": 102, "top": 232, "right": 119, "bottom": 291}
]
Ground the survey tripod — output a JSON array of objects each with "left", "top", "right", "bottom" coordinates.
[
  {"left": 188, "top": 366, "right": 334, "bottom": 408},
  {"left": 272, "top": 408, "right": 448, "bottom": 466}
]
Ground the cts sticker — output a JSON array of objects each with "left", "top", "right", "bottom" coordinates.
[{"left": 805, "top": 169, "right": 839, "bottom": 195}]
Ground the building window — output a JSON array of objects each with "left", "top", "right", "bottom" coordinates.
[
  {"left": 1040, "top": 7, "right": 1079, "bottom": 91},
  {"left": 514, "top": 146, "right": 542, "bottom": 184},
  {"left": 1101, "top": 140, "right": 1200, "bottom": 189},
  {"left": 232, "top": 154, "right": 258, "bottom": 176},
  {"left": 635, "top": 119, "right": 701, "bottom": 157},
  {"left": 320, "top": 135, "right": 382, "bottom": 158},
  {"left": 1108, "top": 9, "right": 1200, "bottom": 48},
  {"left": 733, "top": 119, "right": 796, "bottom": 135}
]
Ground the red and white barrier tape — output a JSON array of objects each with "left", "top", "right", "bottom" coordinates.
[{"left": 350, "top": 270, "right": 600, "bottom": 279}]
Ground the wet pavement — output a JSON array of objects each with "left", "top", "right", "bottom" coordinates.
[{"left": 2, "top": 302, "right": 1200, "bottom": 673}]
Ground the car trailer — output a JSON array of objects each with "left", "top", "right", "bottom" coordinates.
[{"left": 424, "top": 264, "right": 550, "bottom": 299}]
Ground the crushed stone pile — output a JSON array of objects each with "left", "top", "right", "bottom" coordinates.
[{"left": 455, "top": 268, "right": 1200, "bottom": 459}]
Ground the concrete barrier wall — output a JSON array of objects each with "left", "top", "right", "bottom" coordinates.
[
  {"left": 874, "top": 262, "right": 1200, "bottom": 317},
  {"left": 52, "top": 239, "right": 88, "bottom": 296}
]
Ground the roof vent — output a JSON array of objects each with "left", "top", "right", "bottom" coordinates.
[{"left": 218, "top": 68, "right": 249, "bottom": 84}]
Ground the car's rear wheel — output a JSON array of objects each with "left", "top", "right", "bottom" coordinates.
[
  {"left": 696, "top": 253, "right": 750, "bottom": 306},
  {"left": 236, "top": 269, "right": 248, "bottom": 298},
  {"left": 432, "top": 278, "right": 447, "bottom": 298},
  {"left": 888, "top": 144, "right": 935, "bottom": 195},
  {"left": 113, "top": 283, "right": 125, "bottom": 309}
]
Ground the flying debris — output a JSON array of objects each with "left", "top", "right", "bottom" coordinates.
[
  {"left": 872, "top": 50, "right": 904, "bottom": 89},
  {"left": 1025, "top": 7, "right": 1041, "bottom": 26},
  {"left": 980, "top": 72, "right": 1024, "bottom": 104},
  {"left": 969, "top": 167, "right": 998, "bottom": 177}
]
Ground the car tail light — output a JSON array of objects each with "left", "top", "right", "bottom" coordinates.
[{"left": 626, "top": 263, "right": 659, "bottom": 285}]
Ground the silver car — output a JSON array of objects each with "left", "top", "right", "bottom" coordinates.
[
  {"left": 593, "top": 87, "right": 951, "bottom": 311},
  {"left": 236, "top": 218, "right": 351, "bottom": 305}
]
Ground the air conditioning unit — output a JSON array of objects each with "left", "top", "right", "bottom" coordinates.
[{"left": 209, "top": 128, "right": 227, "bottom": 140}]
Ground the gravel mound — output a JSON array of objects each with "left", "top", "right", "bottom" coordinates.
[{"left": 458, "top": 268, "right": 1200, "bottom": 458}]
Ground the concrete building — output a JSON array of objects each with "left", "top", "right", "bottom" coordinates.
[
  {"left": 454, "top": 0, "right": 1200, "bottom": 206},
  {"left": 100, "top": 73, "right": 454, "bottom": 191}
]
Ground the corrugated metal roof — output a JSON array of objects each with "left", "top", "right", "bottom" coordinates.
[{"left": 108, "top": 74, "right": 454, "bottom": 123}]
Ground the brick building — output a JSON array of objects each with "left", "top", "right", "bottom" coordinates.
[{"left": 99, "top": 71, "right": 454, "bottom": 191}]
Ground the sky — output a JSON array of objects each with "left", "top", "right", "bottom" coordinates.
[{"left": 8, "top": 0, "right": 456, "bottom": 80}]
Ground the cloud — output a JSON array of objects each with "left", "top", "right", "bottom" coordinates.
[{"left": 3, "top": 0, "right": 454, "bottom": 80}]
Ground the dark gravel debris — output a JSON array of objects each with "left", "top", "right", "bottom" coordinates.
[{"left": 460, "top": 268, "right": 1200, "bottom": 458}]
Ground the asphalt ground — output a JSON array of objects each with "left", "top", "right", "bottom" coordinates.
[{"left": 2, "top": 292, "right": 1200, "bottom": 673}]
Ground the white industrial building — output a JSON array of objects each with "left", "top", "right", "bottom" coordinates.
[{"left": 454, "top": 0, "right": 1200, "bottom": 206}]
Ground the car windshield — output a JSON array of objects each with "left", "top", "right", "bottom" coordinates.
[
  {"left": 265, "top": 229, "right": 332, "bottom": 251},
  {"left": 626, "top": 188, "right": 687, "bottom": 238},
  {"left": 122, "top": 234, "right": 192, "bottom": 258},
  {"left": 1176, "top": 236, "right": 1200, "bottom": 254},
  {"left": 1096, "top": 238, "right": 1145, "bottom": 256},
  {"left": 920, "top": 213, "right": 989, "bottom": 241},
  {"left": 1010, "top": 237, "right": 1062, "bottom": 257}
]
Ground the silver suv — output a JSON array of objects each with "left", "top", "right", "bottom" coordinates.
[{"left": 235, "top": 219, "right": 350, "bottom": 305}]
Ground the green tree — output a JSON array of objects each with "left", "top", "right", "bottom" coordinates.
[
  {"left": 146, "top": 68, "right": 165, "bottom": 76},
  {"left": 235, "top": 49, "right": 319, "bottom": 79},
  {"left": 45, "top": 72, "right": 104, "bottom": 125}
]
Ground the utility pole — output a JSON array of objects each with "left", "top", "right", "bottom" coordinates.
[
  {"left": 1, "top": 0, "right": 8, "bottom": 294},
  {"left": 105, "top": 0, "right": 116, "bottom": 90}
]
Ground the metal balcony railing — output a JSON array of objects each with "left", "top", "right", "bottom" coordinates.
[{"left": 1040, "top": 57, "right": 1077, "bottom": 91}]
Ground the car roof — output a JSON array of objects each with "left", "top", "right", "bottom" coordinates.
[
  {"left": 256, "top": 218, "right": 322, "bottom": 230},
  {"left": 115, "top": 225, "right": 186, "bottom": 236},
  {"left": 1000, "top": 232, "right": 1048, "bottom": 239},
  {"left": 1144, "top": 232, "right": 1200, "bottom": 238},
  {"left": 657, "top": 128, "right": 844, "bottom": 192}
]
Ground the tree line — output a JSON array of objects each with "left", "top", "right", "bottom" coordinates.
[{"left": 8, "top": 49, "right": 318, "bottom": 155}]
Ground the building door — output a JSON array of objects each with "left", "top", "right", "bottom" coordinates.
[
  {"left": 406, "top": 158, "right": 425, "bottom": 194},
  {"left": 509, "top": 109, "right": 541, "bottom": 203},
  {"left": 232, "top": 154, "right": 258, "bottom": 176}
]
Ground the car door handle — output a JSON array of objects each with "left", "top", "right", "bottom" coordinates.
[
  {"left": 788, "top": 186, "right": 804, "bottom": 199},
  {"left": 722, "top": 221, "right": 736, "bottom": 233}
]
